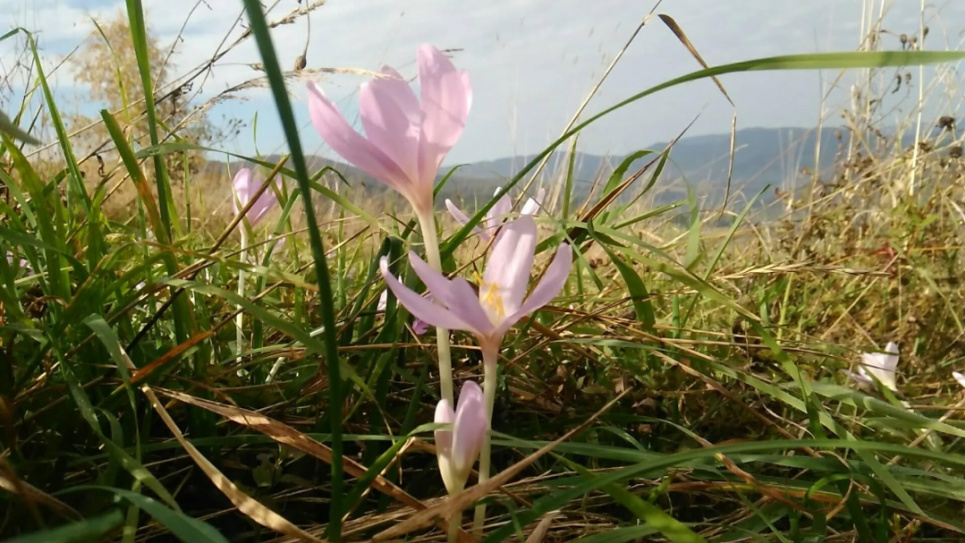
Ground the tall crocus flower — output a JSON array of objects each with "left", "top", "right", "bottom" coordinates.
[
  {"left": 232, "top": 168, "right": 278, "bottom": 367},
  {"left": 844, "top": 341, "right": 899, "bottom": 392},
  {"left": 379, "top": 215, "right": 571, "bottom": 357},
  {"left": 307, "top": 45, "right": 471, "bottom": 217},
  {"left": 232, "top": 168, "right": 278, "bottom": 227},
  {"left": 435, "top": 380, "right": 486, "bottom": 495},
  {"left": 308, "top": 44, "right": 472, "bottom": 406},
  {"left": 445, "top": 186, "right": 545, "bottom": 242},
  {"left": 380, "top": 214, "right": 571, "bottom": 535}
]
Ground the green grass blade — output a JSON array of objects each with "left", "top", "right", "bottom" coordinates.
[
  {"left": 6, "top": 511, "right": 124, "bottom": 543},
  {"left": 124, "top": 0, "right": 177, "bottom": 242},
  {"left": 58, "top": 487, "right": 228, "bottom": 543},
  {"left": 240, "top": 3, "right": 346, "bottom": 537}
]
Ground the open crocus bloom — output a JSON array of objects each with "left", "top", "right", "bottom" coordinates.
[
  {"left": 307, "top": 44, "right": 472, "bottom": 216},
  {"left": 435, "top": 380, "right": 486, "bottom": 494},
  {"left": 232, "top": 168, "right": 278, "bottom": 227},
  {"left": 379, "top": 215, "right": 571, "bottom": 352},
  {"left": 445, "top": 186, "right": 545, "bottom": 242},
  {"left": 844, "top": 341, "right": 899, "bottom": 392}
]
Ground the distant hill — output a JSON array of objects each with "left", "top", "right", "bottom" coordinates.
[{"left": 214, "top": 125, "right": 957, "bottom": 212}]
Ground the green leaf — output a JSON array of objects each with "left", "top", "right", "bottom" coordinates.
[
  {"left": 0, "top": 111, "right": 40, "bottom": 145},
  {"left": 6, "top": 511, "right": 124, "bottom": 543},
  {"left": 59, "top": 486, "right": 228, "bottom": 543}
]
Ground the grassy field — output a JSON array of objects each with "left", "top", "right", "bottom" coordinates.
[{"left": 3, "top": 2, "right": 965, "bottom": 542}]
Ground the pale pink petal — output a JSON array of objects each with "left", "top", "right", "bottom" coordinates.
[
  {"left": 496, "top": 243, "right": 572, "bottom": 338},
  {"left": 487, "top": 189, "right": 512, "bottom": 229},
  {"left": 451, "top": 380, "right": 486, "bottom": 477},
  {"left": 358, "top": 67, "right": 421, "bottom": 182},
  {"left": 445, "top": 277, "right": 498, "bottom": 335},
  {"left": 883, "top": 342, "right": 900, "bottom": 370},
  {"left": 412, "top": 317, "right": 429, "bottom": 335},
  {"left": 445, "top": 199, "right": 490, "bottom": 241},
  {"left": 434, "top": 398, "right": 456, "bottom": 493},
  {"left": 417, "top": 44, "right": 471, "bottom": 182},
  {"left": 954, "top": 371, "right": 965, "bottom": 389},
  {"left": 232, "top": 168, "right": 253, "bottom": 214},
  {"left": 307, "top": 82, "right": 414, "bottom": 200},
  {"left": 247, "top": 183, "right": 278, "bottom": 226},
  {"left": 434, "top": 399, "right": 455, "bottom": 454},
  {"left": 520, "top": 188, "right": 545, "bottom": 216},
  {"left": 379, "top": 257, "right": 470, "bottom": 330},
  {"left": 445, "top": 199, "right": 471, "bottom": 226},
  {"left": 377, "top": 290, "right": 388, "bottom": 313},
  {"left": 484, "top": 215, "right": 537, "bottom": 314},
  {"left": 860, "top": 343, "right": 899, "bottom": 392},
  {"left": 408, "top": 252, "right": 494, "bottom": 335}
]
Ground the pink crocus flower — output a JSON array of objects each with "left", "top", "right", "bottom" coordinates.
[
  {"left": 435, "top": 380, "right": 486, "bottom": 494},
  {"left": 232, "top": 168, "right": 278, "bottom": 227},
  {"left": 307, "top": 44, "right": 472, "bottom": 216},
  {"left": 376, "top": 290, "right": 431, "bottom": 336},
  {"left": 5, "top": 252, "right": 30, "bottom": 272},
  {"left": 412, "top": 318, "right": 430, "bottom": 336},
  {"left": 953, "top": 371, "right": 965, "bottom": 389},
  {"left": 844, "top": 341, "right": 899, "bottom": 392},
  {"left": 379, "top": 215, "right": 571, "bottom": 355},
  {"left": 445, "top": 187, "right": 545, "bottom": 242}
]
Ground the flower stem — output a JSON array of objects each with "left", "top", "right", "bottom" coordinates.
[
  {"left": 236, "top": 226, "right": 248, "bottom": 365},
  {"left": 416, "top": 211, "right": 454, "bottom": 406},
  {"left": 473, "top": 344, "right": 499, "bottom": 537},
  {"left": 447, "top": 513, "right": 460, "bottom": 543}
]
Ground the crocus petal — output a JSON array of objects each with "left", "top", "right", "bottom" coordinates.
[
  {"left": 883, "top": 341, "right": 900, "bottom": 370},
  {"left": 247, "top": 184, "right": 278, "bottom": 226},
  {"left": 408, "top": 251, "right": 494, "bottom": 335},
  {"left": 308, "top": 82, "right": 419, "bottom": 207},
  {"left": 434, "top": 399, "right": 456, "bottom": 493},
  {"left": 496, "top": 243, "right": 572, "bottom": 338},
  {"left": 520, "top": 188, "right": 545, "bottom": 216},
  {"left": 412, "top": 317, "right": 429, "bottom": 335},
  {"left": 954, "top": 371, "right": 965, "bottom": 389},
  {"left": 359, "top": 67, "right": 421, "bottom": 183},
  {"left": 417, "top": 44, "right": 471, "bottom": 181},
  {"left": 445, "top": 199, "right": 490, "bottom": 240},
  {"left": 232, "top": 168, "right": 252, "bottom": 213},
  {"left": 451, "top": 380, "right": 486, "bottom": 478},
  {"left": 434, "top": 399, "right": 455, "bottom": 452},
  {"left": 484, "top": 215, "right": 538, "bottom": 315},
  {"left": 487, "top": 188, "right": 512, "bottom": 229},
  {"left": 379, "top": 257, "right": 471, "bottom": 330},
  {"left": 860, "top": 343, "right": 899, "bottom": 392},
  {"left": 377, "top": 290, "right": 388, "bottom": 313}
]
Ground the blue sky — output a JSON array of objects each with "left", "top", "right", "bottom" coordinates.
[{"left": 4, "top": 0, "right": 965, "bottom": 164}]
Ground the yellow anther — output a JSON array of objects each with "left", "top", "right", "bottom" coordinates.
[{"left": 478, "top": 280, "right": 506, "bottom": 320}]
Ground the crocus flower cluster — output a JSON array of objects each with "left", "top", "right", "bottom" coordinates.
[{"left": 308, "top": 44, "right": 570, "bottom": 538}]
